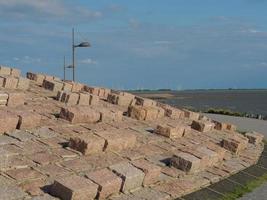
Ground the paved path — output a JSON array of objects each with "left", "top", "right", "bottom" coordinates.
[{"left": 204, "top": 114, "right": 267, "bottom": 138}]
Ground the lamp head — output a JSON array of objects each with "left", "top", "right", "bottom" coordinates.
[{"left": 76, "top": 42, "right": 91, "bottom": 48}]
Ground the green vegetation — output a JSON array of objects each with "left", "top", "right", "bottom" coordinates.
[
  {"left": 219, "top": 173, "right": 267, "bottom": 200},
  {"left": 205, "top": 108, "right": 246, "bottom": 117}
]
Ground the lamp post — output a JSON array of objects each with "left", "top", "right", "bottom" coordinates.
[{"left": 72, "top": 28, "right": 91, "bottom": 82}]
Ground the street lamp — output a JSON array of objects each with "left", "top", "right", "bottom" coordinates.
[{"left": 72, "top": 28, "right": 91, "bottom": 81}]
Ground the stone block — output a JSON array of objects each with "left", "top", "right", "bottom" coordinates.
[
  {"left": 155, "top": 123, "right": 187, "bottom": 139},
  {"left": 2, "top": 76, "right": 18, "bottom": 89},
  {"left": 59, "top": 106, "right": 101, "bottom": 124},
  {"left": 96, "top": 129, "right": 136, "bottom": 152},
  {"left": 27, "top": 72, "right": 45, "bottom": 84},
  {"left": 157, "top": 103, "right": 183, "bottom": 119},
  {"left": 42, "top": 80, "right": 63, "bottom": 92},
  {"left": 144, "top": 106, "right": 161, "bottom": 120},
  {"left": 109, "top": 162, "right": 145, "bottom": 192},
  {"left": 214, "top": 121, "right": 237, "bottom": 131},
  {"left": 50, "top": 175, "right": 98, "bottom": 200},
  {"left": 89, "top": 94, "right": 100, "bottom": 105},
  {"left": 135, "top": 96, "right": 157, "bottom": 107},
  {"left": 5, "top": 167, "right": 44, "bottom": 181},
  {"left": 65, "top": 92, "right": 79, "bottom": 105},
  {"left": 128, "top": 106, "right": 164, "bottom": 121},
  {"left": 128, "top": 105, "right": 146, "bottom": 120},
  {"left": 191, "top": 120, "right": 214, "bottom": 132},
  {"left": 71, "top": 82, "right": 84, "bottom": 92},
  {"left": 0, "top": 111, "right": 19, "bottom": 133},
  {"left": 85, "top": 168, "right": 122, "bottom": 199},
  {"left": 56, "top": 91, "right": 64, "bottom": 101},
  {"left": 0, "top": 76, "right": 4, "bottom": 87},
  {"left": 77, "top": 93, "right": 90, "bottom": 106},
  {"left": 131, "top": 159, "right": 161, "bottom": 185},
  {"left": 183, "top": 110, "right": 200, "bottom": 120},
  {"left": 0, "top": 92, "right": 8, "bottom": 100},
  {"left": 6, "top": 130, "right": 36, "bottom": 142},
  {"left": 7, "top": 92, "right": 25, "bottom": 107},
  {"left": 98, "top": 108, "right": 123, "bottom": 122},
  {"left": 0, "top": 185, "right": 26, "bottom": 200},
  {"left": 63, "top": 82, "right": 73, "bottom": 91},
  {"left": 84, "top": 86, "right": 100, "bottom": 95},
  {"left": 107, "top": 93, "right": 134, "bottom": 106},
  {"left": 69, "top": 133, "right": 105, "bottom": 155},
  {"left": 245, "top": 131, "right": 264, "bottom": 145},
  {"left": 221, "top": 135, "right": 249, "bottom": 154},
  {"left": 10, "top": 68, "right": 21, "bottom": 77},
  {"left": 170, "top": 152, "right": 201, "bottom": 173},
  {"left": 0, "top": 66, "right": 11, "bottom": 75},
  {"left": 16, "top": 111, "right": 42, "bottom": 130},
  {"left": 30, "top": 152, "right": 59, "bottom": 165},
  {"left": 17, "top": 77, "right": 30, "bottom": 90},
  {"left": 44, "top": 75, "right": 54, "bottom": 81}
]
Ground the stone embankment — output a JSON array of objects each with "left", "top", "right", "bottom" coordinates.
[{"left": 0, "top": 66, "right": 264, "bottom": 200}]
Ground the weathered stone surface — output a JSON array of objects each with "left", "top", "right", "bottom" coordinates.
[
  {"left": 69, "top": 133, "right": 105, "bottom": 155},
  {"left": 50, "top": 175, "right": 98, "bottom": 200},
  {"left": 97, "top": 107, "right": 123, "bottom": 122},
  {"left": 107, "top": 93, "right": 135, "bottom": 106},
  {"left": 0, "top": 111, "right": 19, "bottom": 133},
  {"left": 131, "top": 159, "right": 161, "bottom": 185},
  {"left": 30, "top": 152, "right": 59, "bottom": 165},
  {"left": 245, "top": 131, "right": 264, "bottom": 145},
  {"left": 60, "top": 158, "right": 91, "bottom": 172},
  {"left": 183, "top": 110, "right": 200, "bottom": 120},
  {"left": 7, "top": 92, "right": 25, "bottom": 107},
  {"left": 59, "top": 106, "right": 101, "bottom": 124},
  {"left": 155, "top": 123, "right": 188, "bottom": 139},
  {"left": 38, "top": 164, "right": 70, "bottom": 177},
  {"left": 135, "top": 96, "right": 157, "bottom": 107},
  {"left": 96, "top": 129, "right": 136, "bottom": 152},
  {"left": 17, "top": 77, "right": 30, "bottom": 90},
  {"left": 5, "top": 167, "right": 44, "bottom": 181},
  {"left": 221, "top": 135, "right": 248, "bottom": 154},
  {"left": 157, "top": 103, "right": 183, "bottom": 119},
  {"left": 109, "top": 162, "right": 145, "bottom": 192},
  {"left": 0, "top": 66, "right": 11, "bottom": 75},
  {"left": 6, "top": 130, "right": 36, "bottom": 142},
  {"left": 65, "top": 92, "right": 79, "bottom": 105},
  {"left": 0, "top": 185, "right": 27, "bottom": 200},
  {"left": 19, "top": 179, "right": 46, "bottom": 196},
  {"left": 43, "top": 80, "right": 63, "bottom": 92},
  {"left": 214, "top": 121, "right": 237, "bottom": 132},
  {"left": 16, "top": 111, "right": 42, "bottom": 130},
  {"left": 170, "top": 152, "right": 202, "bottom": 173},
  {"left": 27, "top": 72, "right": 45, "bottom": 84},
  {"left": 89, "top": 94, "right": 100, "bottom": 105},
  {"left": 128, "top": 105, "right": 163, "bottom": 121},
  {"left": 191, "top": 120, "right": 214, "bottom": 132},
  {"left": 77, "top": 92, "right": 90, "bottom": 106},
  {"left": 2, "top": 76, "right": 18, "bottom": 89},
  {"left": 132, "top": 187, "right": 170, "bottom": 200},
  {"left": 85, "top": 168, "right": 122, "bottom": 199},
  {"left": 10, "top": 68, "right": 21, "bottom": 77}
]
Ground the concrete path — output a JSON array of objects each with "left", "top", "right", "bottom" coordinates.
[
  {"left": 238, "top": 183, "right": 267, "bottom": 200},
  {"left": 204, "top": 114, "right": 267, "bottom": 138}
]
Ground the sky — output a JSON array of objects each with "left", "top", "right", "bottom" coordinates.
[{"left": 0, "top": 0, "right": 267, "bottom": 90}]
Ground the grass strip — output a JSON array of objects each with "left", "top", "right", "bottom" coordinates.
[{"left": 219, "top": 172, "right": 267, "bottom": 200}]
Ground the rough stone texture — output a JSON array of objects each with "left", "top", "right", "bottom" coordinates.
[
  {"left": 6, "top": 130, "right": 36, "bottom": 142},
  {"left": 16, "top": 111, "right": 42, "bottom": 130},
  {"left": 5, "top": 167, "right": 44, "bottom": 181},
  {"left": 107, "top": 93, "right": 135, "bottom": 106},
  {"left": 221, "top": 135, "right": 249, "bottom": 154},
  {"left": 128, "top": 105, "right": 163, "bottom": 121},
  {"left": 30, "top": 152, "right": 59, "bottom": 165},
  {"left": 96, "top": 129, "right": 136, "bottom": 152},
  {"left": 69, "top": 133, "right": 105, "bottom": 155},
  {"left": 191, "top": 120, "right": 214, "bottom": 132},
  {"left": 10, "top": 68, "right": 21, "bottom": 77},
  {"left": 214, "top": 121, "right": 237, "bottom": 132},
  {"left": 135, "top": 96, "right": 157, "bottom": 107},
  {"left": 183, "top": 110, "right": 200, "bottom": 120},
  {"left": 65, "top": 92, "right": 79, "bottom": 105},
  {"left": 43, "top": 80, "right": 63, "bottom": 92},
  {"left": 85, "top": 168, "right": 122, "bottom": 199},
  {"left": 78, "top": 92, "right": 90, "bottom": 106},
  {"left": 0, "top": 185, "right": 27, "bottom": 200},
  {"left": 3, "top": 76, "right": 18, "bottom": 89},
  {"left": 7, "top": 92, "right": 25, "bottom": 107},
  {"left": 50, "top": 175, "right": 98, "bottom": 200},
  {"left": 157, "top": 103, "right": 183, "bottom": 119},
  {"left": 89, "top": 94, "right": 100, "bottom": 105},
  {"left": 109, "top": 162, "right": 145, "bottom": 192},
  {"left": 0, "top": 111, "right": 19, "bottom": 133},
  {"left": 26, "top": 72, "right": 45, "bottom": 84},
  {"left": 170, "top": 152, "right": 202, "bottom": 173},
  {"left": 17, "top": 77, "right": 30, "bottom": 90},
  {"left": 59, "top": 106, "right": 101, "bottom": 124},
  {"left": 131, "top": 159, "right": 161, "bottom": 185},
  {"left": 97, "top": 107, "right": 123, "bottom": 122},
  {"left": 0, "top": 66, "right": 11, "bottom": 75},
  {"left": 245, "top": 131, "right": 264, "bottom": 145},
  {"left": 155, "top": 123, "right": 187, "bottom": 139}
]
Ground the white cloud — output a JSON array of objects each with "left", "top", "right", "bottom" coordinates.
[
  {"left": 79, "top": 58, "right": 98, "bottom": 65},
  {"left": 13, "top": 56, "right": 41, "bottom": 64},
  {"left": 0, "top": 0, "right": 102, "bottom": 23}
]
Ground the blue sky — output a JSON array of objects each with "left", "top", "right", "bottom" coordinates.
[{"left": 1, "top": 0, "right": 267, "bottom": 89}]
